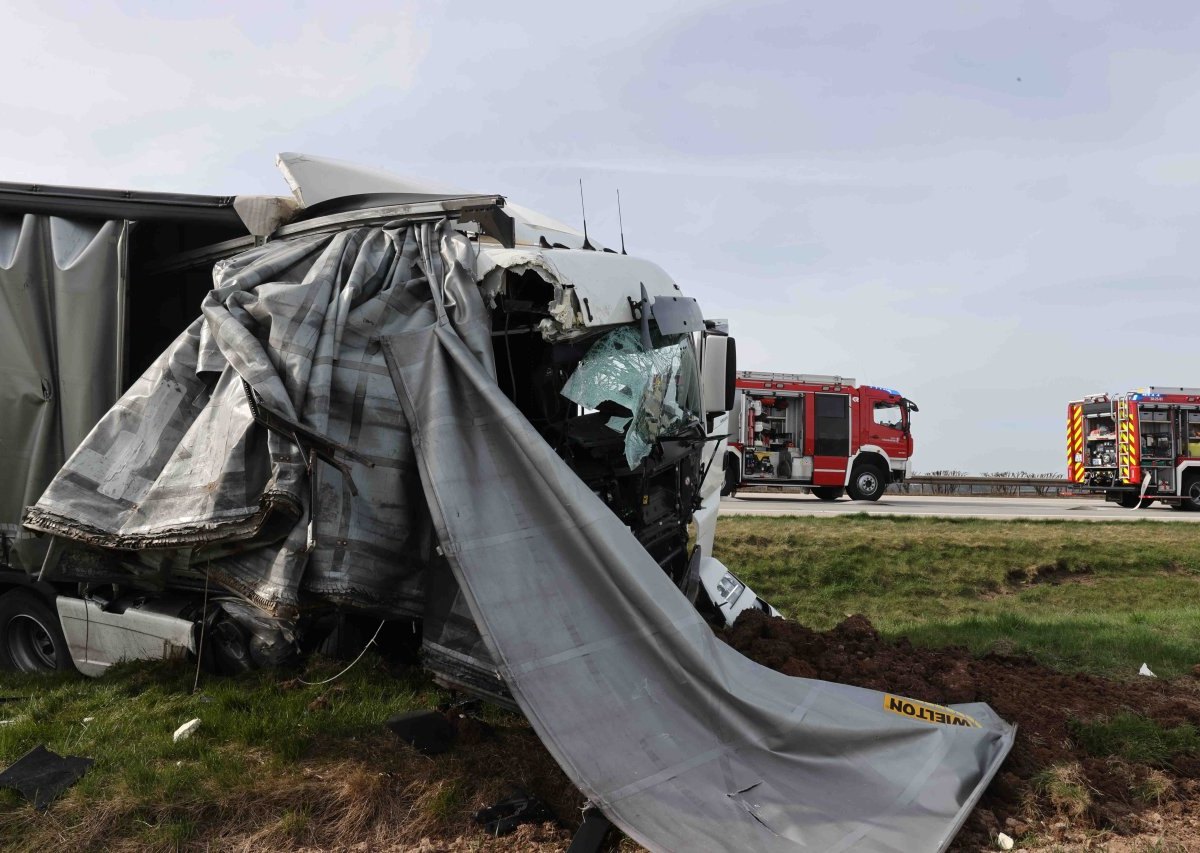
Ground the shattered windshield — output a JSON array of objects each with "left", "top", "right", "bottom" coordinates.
[{"left": 560, "top": 327, "right": 701, "bottom": 469}]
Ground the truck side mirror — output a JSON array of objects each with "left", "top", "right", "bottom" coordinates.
[{"left": 702, "top": 335, "right": 737, "bottom": 415}]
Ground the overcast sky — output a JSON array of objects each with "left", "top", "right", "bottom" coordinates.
[{"left": 3, "top": 0, "right": 1197, "bottom": 473}]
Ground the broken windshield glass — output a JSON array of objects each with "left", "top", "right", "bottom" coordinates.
[{"left": 560, "top": 326, "right": 701, "bottom": 468}]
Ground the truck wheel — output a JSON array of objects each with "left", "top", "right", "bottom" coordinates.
[
  {"left": 721, "top": 453, "right": 740, "bottom": 498},
  {"left": 811, "top": 487, "right": 844, "bottom": 501},
  {"left": 0, "top": 590, "right": 73, "bottom": 673},
  {"left": 1117, "top": 492, "right": 1140, "bottom": 509},
  {"left": 846, "top": 464, "right": 887, "bottom": 502},
  {"left": 1181, "top": 475, "right": 1200, "bottom": 511}
]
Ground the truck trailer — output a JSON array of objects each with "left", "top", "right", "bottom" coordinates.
[
  {"left": 723, "top": 371, "right": 918, "bottom": 501},
  {"left": 1067, "top": 388, "right": 1200, "bottom": 509},
  {"left": 0, "top": 154, "right": 768, "bottom": 683}
]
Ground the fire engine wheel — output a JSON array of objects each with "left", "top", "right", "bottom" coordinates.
[
  {"left": 0, "top": 589, "right": 72, "bottom": 673},
  {"left": 1138, "top": 498, "right": 1156, "bottom": 509},
  {"left": 1116, "top": 492, "right": 1140, "bottom": 509},
  {"left": 846, "top": 464, "right": 887, "bottom": 502},
  {"left": 811, "top": 487, "right": 844, "bottom": 502},
  {"left": 1181, "top": 475, "right": 1200, "bottom": 511}
]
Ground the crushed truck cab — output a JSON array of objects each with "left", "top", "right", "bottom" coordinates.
[
  {"left": 0, "top": 155, "right": 1011, "bottom": 853},
  {"left": 0, "top": 153, "right": 767, "bottom": 684}
]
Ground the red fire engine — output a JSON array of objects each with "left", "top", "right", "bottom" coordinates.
[
  {"left": 723, "top": 371, "right": 918, "bottom": 501},
  {"left": 1067, "top": 388, "right": 1200, "bottom": 509}
]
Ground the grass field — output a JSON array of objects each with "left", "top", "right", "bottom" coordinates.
[
  {"left": 0, "top": 657, "right": 574, "bottom": 851},
  {"left": 716, "top": 514, "right": 1200, "bottom": 678},
  {"left": 2, "top": 515, "right": 1199, "bottom": 849}
]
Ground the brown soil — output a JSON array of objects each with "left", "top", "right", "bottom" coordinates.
[{"left": 724, "top": 609, "right": 1200, "bottom": 851}]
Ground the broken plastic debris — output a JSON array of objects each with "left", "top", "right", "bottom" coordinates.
[
  {"left": 386, "top": 710, "right": 456, "bottom": 755},
  {"left": 472, "top": 788, "right": 554, "bottom": 836},
  {"left": 0, "top": 744, "right": 94, "bottom": 810},
  {"left": 173, "top": 718, "right": 201, "bottom": 742},
  {"left": 1139, "top": 663, "right": 1157, "bottom": 678},
  {"left": 996, "top": 831, "right": 1014, "bottom": 850}
]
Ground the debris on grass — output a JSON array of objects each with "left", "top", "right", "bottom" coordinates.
[
  {"left": 386, "top": 710, "right": 457, "bottom": 755},
  {"left": 173, "top": 718, "right": 201, "bottom": 742},
  {"left": 0, "top": 744, "right": 94, "bottom": 810},
  {"left": 472, "top": 788, "right": 556, "bottom": 837}
]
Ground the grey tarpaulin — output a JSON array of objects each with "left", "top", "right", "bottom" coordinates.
[
  {"left": 383, "top": 277, "right": 1015, "bottom": 852},
  {"left": 24, "top": 220, "right": 488, "bottom": 616},
  {"left": 25, "top": 217, "right": 1013, "bottom": 851},
  {"left": 0, "top": 214, "right": 126, "bottom": 550}
]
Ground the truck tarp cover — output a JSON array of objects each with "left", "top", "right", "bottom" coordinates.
[
  {"left": 24, "top": 220, "right": 1013, "bottom": 852},
  {"left": 0, "top": 215, "right": 125, "bottom": 541}
]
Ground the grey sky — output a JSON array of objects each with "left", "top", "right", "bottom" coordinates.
[{"left": 3, "top": 0, "right": 1197, "bottom": 473}]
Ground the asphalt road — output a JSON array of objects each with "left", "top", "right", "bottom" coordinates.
[{"left": 719, "top": 493, "right": 1200, "bottom": 522}]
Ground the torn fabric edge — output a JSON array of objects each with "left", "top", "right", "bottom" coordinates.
[{"left": 382, "top": 315, "right": 1015, "bottom": 853}]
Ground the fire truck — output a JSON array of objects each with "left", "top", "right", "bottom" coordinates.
[
  {"left": 1067, "top": 388, "right": 1200, "bottom": 509},
  {"left": 723, "top": 371, "right": 918, "bottom": 501}
]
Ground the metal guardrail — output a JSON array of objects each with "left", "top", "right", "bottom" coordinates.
[
  {"left": 738, "top": 476, "right": 1078, "bottom": 497},
  {"left": 897, "top": 475, "right": 1072, "bottom": 497},
  {"left": 905, "top": 476, "right": 1069, "bottom": 488}
]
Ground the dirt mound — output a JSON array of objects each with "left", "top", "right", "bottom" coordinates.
[{"left": 724, "top": 610, "right": 1200, "bottom": 850}]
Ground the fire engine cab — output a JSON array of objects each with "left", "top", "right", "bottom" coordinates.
[
  {"left": 1067, "top": 388, "right": 1200, "bottom": 509},
  {"left": 723, "top": 371, "right": 917, "bottom": 501}
]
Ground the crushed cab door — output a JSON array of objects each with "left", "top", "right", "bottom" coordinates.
[{"left": 812, "top": 392, "right": 850, "bottom": 486}]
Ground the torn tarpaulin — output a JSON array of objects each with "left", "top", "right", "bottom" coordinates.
[
  {"left": 23, "top": 220, "right": 490, "bottom": 618},
  {"left": 383, "top": 287, "right": 1015, "bottom": 852},
  {"left": 0, "top": 744, "right": 93, "bottom": 809}
]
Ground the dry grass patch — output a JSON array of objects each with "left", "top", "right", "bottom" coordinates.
[{"left": 1034, "top": 763, "right": 1093, "bottom": 819}]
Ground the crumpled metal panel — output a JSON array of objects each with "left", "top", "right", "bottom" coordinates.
[
  {"left": 24, "top": 220, "right": 492, "bottom": 617},
  {"left": 0, "top": 214, "right": 126, "bottom": 546},
  {"left": 383, "top": 282, "right": 1015, "bottom": 852}
]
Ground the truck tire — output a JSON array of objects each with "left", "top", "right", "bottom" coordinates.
[
  {"left": 846, "top": 463, "right": 887, "bottom": 502},
  {"left": 1181, "top": 474, "right": 1200, "bottom": 511},
  {"left": 1117, "top": 492, "right": 1140, "bottom": 509},
  {"left": 721, "top": 453, "right": 740, "bottom": 498},
  {"left": 0, "top": 589, "right": 73, "bottom": 673},
  {"left": 811, "top": 487, "right": 844, "bottom": 501}
]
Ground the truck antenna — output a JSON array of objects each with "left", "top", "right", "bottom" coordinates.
[
  {"left": 578, "top": 179, "right": 595, "bottom": 250},
  {"left": 617, "top": 188, "right": 627, "bottom": 255}
]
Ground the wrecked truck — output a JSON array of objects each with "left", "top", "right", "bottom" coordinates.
[
  {"left": 0, "top": 154, "right": 764, "bottom": 689},
  {"left": 0, "top": 156, "right": 1014, "bottom": 852}
]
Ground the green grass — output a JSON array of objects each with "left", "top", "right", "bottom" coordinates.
[
  {"left": 0, "top": 653, "right": 438, "bottom": 801},
  {"left": 716, "top": 515, "right": 1200, "bottom": 677},
  {"left": 0, "top": 653, "right": 576, "bottom": 852},
  {"left": 1069, "top": 713, "right": 1200, "bottom": 764},
  {"left": 0, "top": 656, "right": 478, "bottom": 851},
  {"left": 3, "top": 514, "right": 1199, "bottom": 849}
]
